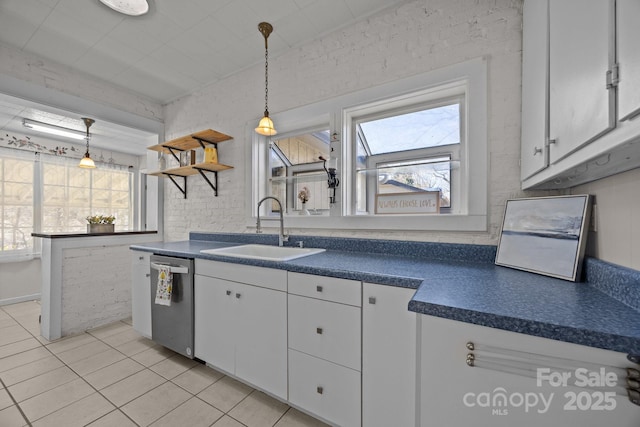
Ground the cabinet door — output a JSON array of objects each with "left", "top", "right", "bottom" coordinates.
[
  {"left": 617, "top": 0, "right": 640, "bottom": 121},
  {"left": 194, "top": 275, "right": 235, "bottom": 374},
  {"left": 362, "top": 283, "right": 417, "bottom": 427},
  {"left": 419, "top": 315, "right": 640, "bottom": 427},
  {"left": 131, "top": 251, "right": 151, "bottom": 338},
  {"left": 549, "top": 0, "right": 615, "bottom": 162},
  {"left": 521, "top": 0, "right": 549, "bottom": 180},
  {"left": 235, "top": 282, "right": 288, "bottom": 400}
]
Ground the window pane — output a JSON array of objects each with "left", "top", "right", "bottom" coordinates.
[
  {"left": 359, "top": 103, "right": 460, "bottom": 154},
  {"left": 354, "top": 100, "right": 460, "bottom": 215},
  {"left": 274, "top": 131, "right": 330, "bottom": 166},
  {"left": 1, "top": 158, "right": 34, "bottom": 252},
  {"left": 269, "top": 129, "right": 330, "bottom": 215},
  {"left": 42, "top": 162, "right": 133, "bottom": 233},
  {"left": 377, "top": 157, "right": 451, "bottom": 208}
]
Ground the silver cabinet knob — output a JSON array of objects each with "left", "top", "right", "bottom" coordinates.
[
  {"left": 533, "top": 147, "right": 543, "bottom": 156},
  {"left": 316, "top": 327, "right": 323, "bottom": 335},
  {"left": 368, "top": 297, "right": 376, "bottom": 305},
  {"left": 316, "top": 285, "right": 323, "bottom": 292},
  {"left": 139, "top": 256, "right": 144, "bottom": 260},
  {"left": 317, "top": 386, "right": 323, "bottom": 395},
  {"left": 226, "top": 290, "right": 231, "bottom": 296},
  {"left": 235, "top": 293, "right": 241, "bottom": 299},
  {"left": 145, "top": 273, "right": 150, "bottom": 278}
]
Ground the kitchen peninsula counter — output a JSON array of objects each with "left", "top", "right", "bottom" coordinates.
[{"left": 35, "top": 230, "right": 161, "bottom": 340}]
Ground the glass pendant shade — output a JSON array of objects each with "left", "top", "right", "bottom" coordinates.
[
  {"left": 255, "top": 115, "right": 277, "bottom": 136},
  {"left": 79, "top": 153, "right": 96, "bottom": 169},
  {"left": 99, "top": 0, "right": 149, "bottom": 16},
  {"left": 78, "top": 117, "right": 97, "bottom": 169}
]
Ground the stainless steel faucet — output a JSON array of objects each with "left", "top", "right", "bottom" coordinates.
[{"left": 256, "top": 196, "right": 289, "bottom": 247}]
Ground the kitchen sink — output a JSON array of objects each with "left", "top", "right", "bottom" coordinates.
[{"left": 200, "top": 244, "right": 326, "bottom": 261}]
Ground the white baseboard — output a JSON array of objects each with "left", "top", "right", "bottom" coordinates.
[{"left": 0, "top": 293, "right": 41, "bottom": 307}]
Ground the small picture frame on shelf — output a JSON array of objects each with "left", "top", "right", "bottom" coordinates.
[{"left": 495, "top": 195, "right": 592, "bottom": 282}]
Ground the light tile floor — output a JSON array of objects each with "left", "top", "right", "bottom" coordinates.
[{"left": 0, "top": 301, "right": 329, "bottom": 427}]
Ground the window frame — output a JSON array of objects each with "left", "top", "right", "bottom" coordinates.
[{"left": 248, "top": 57, "right": 487, "bottom": 232}]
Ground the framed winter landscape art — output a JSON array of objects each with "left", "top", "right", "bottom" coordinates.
[{"left": 495, "top": 195, "right": 592, "bottom": 282}]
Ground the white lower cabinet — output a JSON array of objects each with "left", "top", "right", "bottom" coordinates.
[
  {"left": 288, "top": 272, "right": 362, "bottom": 427},
  {"left": 419, "top": 315, "right": 640, "bottom": 427},
  {"left": 194, "top": 260, "right": 287, "bottom": 400},
  {"left": 130, "top": 251, "right": 151, "bottom": 338},
  {"left": 289, "top": 349, "right": 361, "bottom": 427},
  {"left": 362, "top": 282, "right": 417, "bottom": 427}
]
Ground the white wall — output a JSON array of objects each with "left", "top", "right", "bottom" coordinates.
[
  {"left": 162, "top": 0, "right": 526, "bottom": 246},
  {"left": 0, "top": 259, "right": 41, "bottom": 305},
  {"left": 573, "top": 168, "right": 640, "bottom": 270}
]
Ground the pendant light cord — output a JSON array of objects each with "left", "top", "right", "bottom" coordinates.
[{"left": 264, "top": 44, "right": 269, "bottom": 116}]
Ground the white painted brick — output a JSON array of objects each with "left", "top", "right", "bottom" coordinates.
[
  {"left": 162, "top": 0, "right": 526, "bottom": 245},
  {"left": 61, "top": 244, "right": 132, "bottom": 335}
]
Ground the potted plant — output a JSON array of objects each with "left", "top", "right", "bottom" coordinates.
[{"left": 86, "top": 215, "right": 116, "bottom": 233}]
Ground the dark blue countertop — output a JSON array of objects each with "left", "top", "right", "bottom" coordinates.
[{"left": 130, "top": 233, "right": 640, "bottom": 354}]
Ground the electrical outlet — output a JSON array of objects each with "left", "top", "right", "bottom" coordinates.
[{"left": 589, "top": 204, "right": 597, "bottom": 232}]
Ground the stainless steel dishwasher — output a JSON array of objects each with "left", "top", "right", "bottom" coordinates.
[{"left": 150, "top": 254, "right": 195, "bottom": 358}]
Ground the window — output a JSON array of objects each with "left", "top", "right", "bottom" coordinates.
[
  {"left": 353, "top": 99, "right": 461, "bottom": 214},
  {"left": 268, "top": 130, "right": 331, "bottom": 215},
  {"left": 252, "top": 58, "right": 487, "bottom": 231},
  {"left": 0, "top": 156, "right": 34, "bottom": 253},
  {"left": 0, "top": 149, "right": 135, "bottom": 258},
  {"left": 42, "top": 161, "right": 133, "bottom": 233}
]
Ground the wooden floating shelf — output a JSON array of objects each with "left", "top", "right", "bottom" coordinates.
[
  {"left": 147, "top": 162, "right": 233, "bottom": 177},
  {"left": 147, "top": 129, "right": 234, "bottom": 198},
  {"left": 147, "top": 129, "right": 232, "bottom": 153}
]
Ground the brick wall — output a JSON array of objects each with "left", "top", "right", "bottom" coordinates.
[
  {"left": 61, "top": 245, "right": 132, "bottom": 335},
  {"left": 162, "top": 0, "right": 526, "bottom": 245}
]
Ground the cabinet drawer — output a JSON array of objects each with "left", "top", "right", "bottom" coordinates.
[
  {"left": 289, "top": 349, "right": 361, "bottom": 427},
  {"left": 288, "top": 294, "right": 361, "bottom": 370},
  {"left": 288, "top": 272, "right": 361, "bottom": 306},
  {"left": 195, "top": 259, "right": 286, "bottom": 291}
]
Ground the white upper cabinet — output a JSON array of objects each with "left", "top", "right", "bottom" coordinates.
[
  {"left": 521, "top": 0, "right": 640, "bottom": 189},
  {"left": 617, "top": 0, "right": 640, "bottom": 121},
  {"left": 548, "top": 0, "right": 615, "bottom": 163},
  {"left": 521, "top": 0, "right": 550, "bottom": 181}
]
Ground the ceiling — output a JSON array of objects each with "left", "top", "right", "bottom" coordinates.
[
  {"left": 0, "top": 91, "right": 158, "bottom": 156},
  {"left": 0, "top": 0, "right": 406, "bottom": 156},
  {"left": 0, "top": 0, "right": 407, "bottom": 104}
]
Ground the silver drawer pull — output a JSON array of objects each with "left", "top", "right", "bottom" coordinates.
[
  {"left": 139, "top": 256, "right": 144, "bottom": 260},
  {"left": 145, "top": 273, "right": 150, "bottom": 278},
  {"left": 316, "top": 285, "right": 323, "bottom": 292},
  {"left": 316, "top": 327, "right": 323, "bottom": 335},
  {"left": 226, "top": 290, "right": 232, "bottom": 296},
  {"left": 317, "top": 386, "right": 323, "bottom": 395},
  {"left": 368, "top": 297, "right": 376, "bottom": 305}
]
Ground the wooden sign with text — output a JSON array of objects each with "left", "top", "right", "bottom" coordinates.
[{"left": 375, "top": 191, "right": 440, "bottom": 214}]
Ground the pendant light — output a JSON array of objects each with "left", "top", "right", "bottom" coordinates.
[
  {"left": 78, "top": 117, "right": 96, "bottom": 169},
  {"left": 255, "top": 22, "right": 277, "bottom": 136}
]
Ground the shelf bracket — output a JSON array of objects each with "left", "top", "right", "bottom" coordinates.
[
  {"left": 165, "top": 174, "right": 187, "bottom": 198},
  {"left": 194, "top": 167, "right": 218, "bottom": 196},
  {"left": 191, "top": 136, "right": 218, "bottom": 150},
  {"left": 165, "top": 146, "right": 183, "bottom": 163}
]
